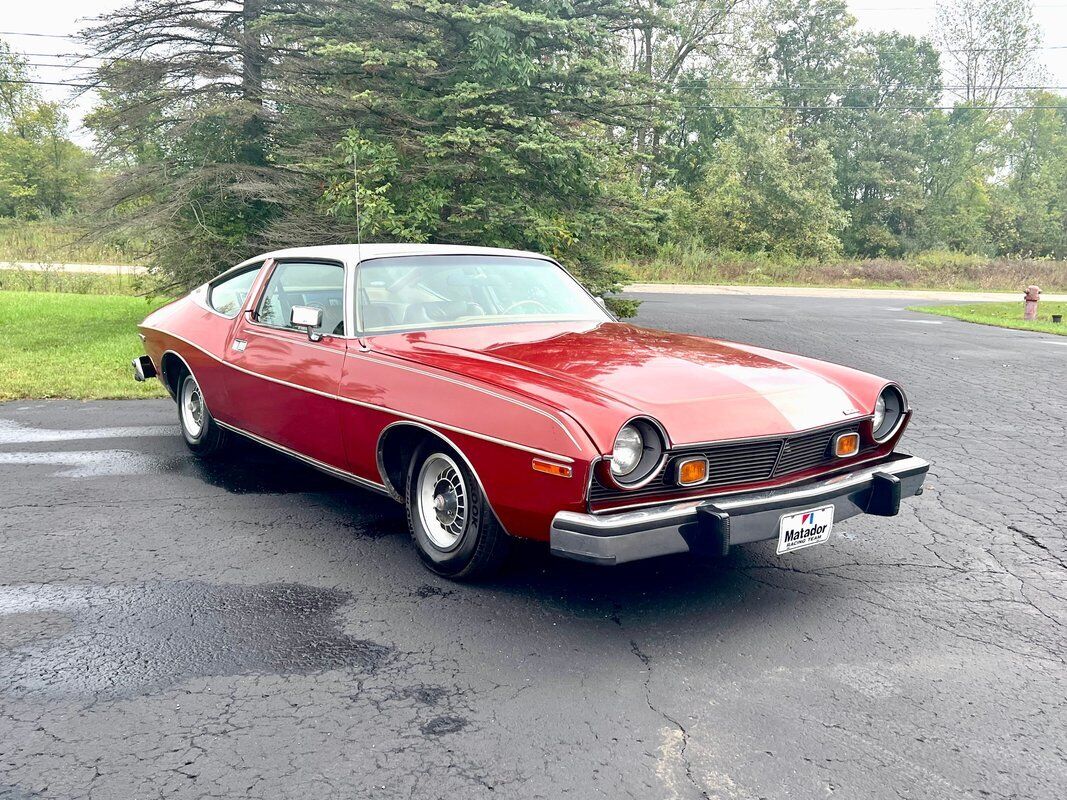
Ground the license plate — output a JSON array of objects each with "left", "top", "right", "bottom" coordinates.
[{"left": 776, "top": 505, "right": 835, "bottom": 555}]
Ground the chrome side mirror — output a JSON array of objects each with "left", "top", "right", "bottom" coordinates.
[
  {"left": 594, "top": 296, "right": 607, "bottom": 309},
  {"left": 290, "top": 305, "right": 324, "bottom": 342}
]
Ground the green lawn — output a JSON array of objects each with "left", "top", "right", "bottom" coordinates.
[
  {"left": 911, "top": 301, "right": 1067, "bottom": 336},
  {"left": 0, "top": 268, "right": 150, "bottom": 296},
  {"left": 0, "top": 291, "right": 169, "bottom": 400}
]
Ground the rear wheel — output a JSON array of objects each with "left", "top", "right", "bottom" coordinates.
[
  {"left": 177, "top": 371, "right": 228, "bottom": 456},
  {"left": 405, "top": 442, "right": 509, "bottom": 579}
]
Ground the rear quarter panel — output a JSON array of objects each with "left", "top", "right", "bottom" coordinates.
[{"left": 139, "top": 296, "right": 238, "bottom": 417}]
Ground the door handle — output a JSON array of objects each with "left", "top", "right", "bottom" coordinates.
[{"left": 231, "top": 338, "right": 248, "bottom": 352}]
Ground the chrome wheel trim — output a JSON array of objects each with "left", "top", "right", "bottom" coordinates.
[
  {"left": 417, "top": 453, "right": 469, "bottom": 551},
  {"left": 180, "top": 376, "right": 205, "bottom": 439}
]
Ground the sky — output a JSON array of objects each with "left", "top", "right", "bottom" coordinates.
[{"left": 2, "top": 0, "right": 1066, "bottom": 145}]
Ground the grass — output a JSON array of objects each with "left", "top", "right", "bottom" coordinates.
[
  {"left": 0, "top": 219, "right": 142, "bottom": 266},
  {"left": 0, "top": 268, "right": 153, "bottom": 296},
  {"left": 619, "top": 245, "right": 1067, "bottom": 293},
  {"left": 0, "top": 291, "right": 169, "bottom": 400},
  {"left": 911, "top": 301, "right": 1067, "bottom": 335}
]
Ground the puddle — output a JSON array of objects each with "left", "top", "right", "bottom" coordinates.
[
  {"left": 0, "top": 419, "right": 175, "bottom": 445},
  {"left": 0, "top": 439, "right": 360, "bottom": 495},
  {"left": 0, "top": 582, "right": 393, "bottom": 697},
  {"left": 0, "top": 450, "right": 165, "bottom": 477}
]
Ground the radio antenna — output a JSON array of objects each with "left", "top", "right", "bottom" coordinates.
[{"left": 352, "top": 142, "right": 362, "bottom": 264}]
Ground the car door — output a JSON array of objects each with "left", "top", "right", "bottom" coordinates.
[{"left": 223, "top": 259, "right": 350, "bottom": 469}]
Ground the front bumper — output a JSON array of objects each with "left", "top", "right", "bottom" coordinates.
[{"left": 550, "top": 453, "right": 930, "bottom": 565}]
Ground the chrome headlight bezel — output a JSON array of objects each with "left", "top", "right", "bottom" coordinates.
[
  {"left": 871, "top": 384, "right": 907, "bottom": 443},
  {"left": 607, "top": 417, "right": 667, "bottom": 489}
]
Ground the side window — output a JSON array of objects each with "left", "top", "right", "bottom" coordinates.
[
  {"left": 256, "top": 261, "right": 346, "bottom": 335},
  {"left": 209, "top": 265, "right": 262, "bottom": 318}
]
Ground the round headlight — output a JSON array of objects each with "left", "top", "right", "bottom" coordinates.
[
  {"left": 871, "top": 385, "right": 905, "bottom": 442},
  {"left": 611, "top": 424, "right": 643, "bottom": 477},
  {"left": 607, "top": 418, "right": 666, "bottom": 488},
  {"left": 873, "top": 393, "right": 886, "bottom": 432}
]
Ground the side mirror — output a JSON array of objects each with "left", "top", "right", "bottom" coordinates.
[
  {"left": 594, "top": 296, "right": 607, "bottom": 309},
  {"left": 290, "top": 305, "right": 324, "bottom": 342}
]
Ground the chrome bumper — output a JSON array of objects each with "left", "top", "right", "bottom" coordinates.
[
  {"left": 131, "top": 355, "right": 157, "bottom": 382},
  {"left": 550, "top": 454, "right": 930, "bottom": 565}
]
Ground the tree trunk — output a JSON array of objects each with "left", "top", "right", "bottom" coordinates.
[{"left": 240, "top": 0, "right": 267, "bottom": 166}]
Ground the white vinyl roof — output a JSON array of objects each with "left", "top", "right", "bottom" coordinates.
[{"left": 237, "top": 243, "right": 550, "bottom": 270}]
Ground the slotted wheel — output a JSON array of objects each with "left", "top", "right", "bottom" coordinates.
[
  {"left": 416, "top": 453, "right": 469, "bottom": 551},
  {"left": 180, "top": 375, "right": 205, "bottom": 440}
]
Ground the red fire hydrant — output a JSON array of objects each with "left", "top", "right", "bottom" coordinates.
[{"left": 1024, "top": 285, "right": 1041, "bottom": 320}]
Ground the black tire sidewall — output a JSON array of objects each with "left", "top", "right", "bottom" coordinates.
[{"left": 406, "top": 443, "right": 485, "bottom": 575}]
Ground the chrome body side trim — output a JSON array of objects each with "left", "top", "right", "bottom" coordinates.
[
  {"left": 143, "top": 326, "right": 576, "bottom": 463},
  {"left": 551, "top": 454, "right": 930, "bottom": 565},
  {"left": 215, "top": 420, "right": 391, "bottom": 495},
  {"left": 352, "top": 351, "right": 587, "bottom": 450}
]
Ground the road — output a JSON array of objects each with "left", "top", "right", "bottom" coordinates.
[{"left": 1, "top": 295, "right": 1064, "bottom": 800}]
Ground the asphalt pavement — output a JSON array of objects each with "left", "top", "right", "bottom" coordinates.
[{"left": 1, "top": 295, "right": 1064, "bottom": 800}]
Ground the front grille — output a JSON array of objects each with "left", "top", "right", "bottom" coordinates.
[{"left": 589, "top": 423, "right": 863, "bottom": 505}]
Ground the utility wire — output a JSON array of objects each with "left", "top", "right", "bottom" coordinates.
[
  {"left": 677, "top": 103, "right": 1067, "bottom": 110},
  {"left": 0, "top": 31, "right": 78, "bottom": 40}
]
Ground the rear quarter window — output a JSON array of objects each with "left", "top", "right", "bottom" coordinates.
[{"left": 209, "top": 265, "right": 262, "bottom": 318}]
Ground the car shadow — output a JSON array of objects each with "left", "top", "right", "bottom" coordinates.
[
  {"left": 490, "top": 542, "right": 812, "bottom": 626},
  {"left": 164, "top": 436, "right": 366, "bottom": 495},
  {"left": 170, "top": 435, "right": 817, "bottom": 622}
]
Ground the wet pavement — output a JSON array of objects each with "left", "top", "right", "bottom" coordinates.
[{"left": 1, "top": 296, "right": 1064, "bottom": 799}]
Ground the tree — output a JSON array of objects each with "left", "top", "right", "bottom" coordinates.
[
  {"left": 935, "top": 0, "right": 1041, "bottom": 108},
  {"left": 833, "top": 33, "right": 943, "bottom": 255},
  {"left": 83, "top": 0, "right": 285, "bottom": 288},
  {"left": 86, "top": 0, "right": 661, "bottom": 304},
  {"left": 695, "top": 122, "right": 847, "bottom": 259},
  {"left": 759, "top": 0, "right": 855, "bottom": 134},
  {"left": 0, "top": 41, "right": 94, "bottom": 219},
  {"left": 989, "top": 94, "right": 1067, "bottom": 257}
]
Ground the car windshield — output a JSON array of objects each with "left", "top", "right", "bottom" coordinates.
[{"left": 355, "top": 255, "right": 610, "bottom": 333}]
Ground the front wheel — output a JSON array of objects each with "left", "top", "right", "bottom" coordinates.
[
  {"left": 177, "top": 372, "right": 228, "bottom": 456},
  {"left": 405, "top": 443, "right": 510, "bottom": 579}
]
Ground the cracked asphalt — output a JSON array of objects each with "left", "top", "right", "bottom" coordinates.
[{"left": 1, "top": 295, "right": 1064, "bottom": 799}]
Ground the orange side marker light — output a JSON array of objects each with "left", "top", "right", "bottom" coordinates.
[{"left": 532, "top": 458, "right": 573, "bottom": 478}]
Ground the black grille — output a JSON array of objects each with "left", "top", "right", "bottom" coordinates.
[{"left": 589, "top": 423, "right": 862, "bottom": 504}]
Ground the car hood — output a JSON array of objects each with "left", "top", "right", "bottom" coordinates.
[{"left": 369, "top": 321, "right": 886, "bottom": 451}]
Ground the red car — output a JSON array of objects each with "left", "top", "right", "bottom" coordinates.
[{"left": 134, "top": 245, "right": 929, "bottom": 578}]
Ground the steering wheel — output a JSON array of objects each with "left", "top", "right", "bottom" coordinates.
[{"left": 502, "top": 299, "right": 551, "bottom": 315}]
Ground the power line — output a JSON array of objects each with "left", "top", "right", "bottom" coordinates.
[
  {"left": 852, "top": 2, "right": 1067, "bottom": 7},
  {"left": 0, "top": 31, "right": 77, "bottom": 40},
  {"left": 670, "top": 82, "right": 1067, "bottom": 91},
  {"left": 678, "top": 103, "right": 1067, "bottom": 110},
  {"left": 0, "top": 77, "right": 96, "bottom": 89}
]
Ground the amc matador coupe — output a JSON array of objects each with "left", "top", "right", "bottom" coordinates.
[{"left": 134, "top": 244, "right": 929, "bottom": 578}]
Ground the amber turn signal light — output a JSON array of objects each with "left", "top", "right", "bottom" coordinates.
[
  {"left": 676, "top": 456, "right": 709, "bottom": 486},
  {"left": 834, "top": 432, "right": 860, "bottom": 457},
  {"left": 532, "top": 458, "right": 573, "bottom": 478}
]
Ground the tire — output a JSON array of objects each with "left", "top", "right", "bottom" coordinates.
[
  {"left": 405, "top": 441, "right": 510, "bottom": 579},
  {"left": 177, "top": 371, "right": 229, "bottom": 457}
]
